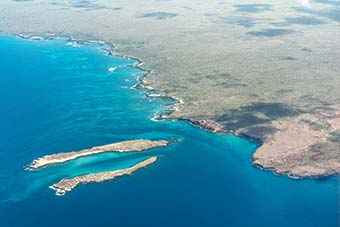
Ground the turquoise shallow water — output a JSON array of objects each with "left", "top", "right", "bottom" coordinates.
[{"left": 0, "top": 35, "right": 338, "bottom": 227}]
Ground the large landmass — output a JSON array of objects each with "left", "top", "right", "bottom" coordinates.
[
  {"left": 2, "top": 0, "right": 340, "bottom": 178},
  {"left": 50, "top": 156, "right": 158, "bottom": 196},
  {"left": 27, "top": 140, "right": 168, "bottom": 170}
]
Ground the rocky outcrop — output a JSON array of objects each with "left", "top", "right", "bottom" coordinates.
[
  {"left": 188, "top": 119, "right": 224, "bottom": 133},
  {"left": 27, "top": 140, "right": 168, "bottom": 170},
  {"left": 50, "top": 156, "right": 158, "bottom": 196}
]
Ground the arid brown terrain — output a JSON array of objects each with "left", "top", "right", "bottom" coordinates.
[{"left": 2, "top": 0, "right": 340, "bottom": 177}]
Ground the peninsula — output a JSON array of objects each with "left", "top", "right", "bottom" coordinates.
[
  {"left": 3, "top": 0, "right": 340, "bottom": 178},
  {"left": 50, "top": 156, "right": 158, "bottom": 196},
  {"left": 249, "top": 105, "right": 340, "bottom": 178},
  {"left": 27, "top": 140, "right": 168, "bottom": 170}
]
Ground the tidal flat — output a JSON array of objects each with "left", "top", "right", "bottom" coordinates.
[{"left": 1, "top": 0, "right": 339, "bottom": 177}]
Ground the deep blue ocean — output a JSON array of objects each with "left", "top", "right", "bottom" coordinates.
[{"left": 0, "top": 35, "right": 338, "bottom": 227}]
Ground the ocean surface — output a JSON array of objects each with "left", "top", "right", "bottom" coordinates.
[{"left": 0, "top": 35, "right": 338, "bottom": 227}]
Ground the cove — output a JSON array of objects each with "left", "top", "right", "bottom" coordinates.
[{"left": 0, "top": 35, "right": 338, "bottom": 227}]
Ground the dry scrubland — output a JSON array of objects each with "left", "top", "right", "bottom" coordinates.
[{"left": 1, "top": 0, "right": 340, "bottom": 177}]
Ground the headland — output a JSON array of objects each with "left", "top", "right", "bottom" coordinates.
[{"left": 2, "top": 0, "right": 340, "bottom": 178}]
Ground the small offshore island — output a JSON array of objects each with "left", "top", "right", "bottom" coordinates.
[
  {"left": 2, "top": 0, "right": 340, "bottom": 179},
  {"left": 27, "top": 139, "right": 168, "bottom": 170},
  {"left": 0, "top": 22, "right": 338, "bottom": 227},
  {"left": 50, "top": 157, "right": 158, "bottom": 196}
]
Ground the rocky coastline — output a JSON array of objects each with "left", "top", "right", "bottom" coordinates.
[
  {"left": 16, "top": 35, "right": 340, "bottom": 180},
  {"left": 249, "top": 106, "right": 340, "bottom": 178},
  {"left": 26, "top": 139, "right": 168, "bottom": 170},
  {"left": 49, "top": 156, "right": 158, "bottom": 196}
]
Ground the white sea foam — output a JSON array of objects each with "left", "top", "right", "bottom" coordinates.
[
  {"left": 108, "top": 67, "right": 117, "bottom": 72},
  {"left": 150, "top": 114, "right": 161, "bottom": 122},
  {"left": 31, "top": 36, "right": 43, "bottom": 40},
  {"left": 66, "top": 41, "right": 82, "bottom": 47}
]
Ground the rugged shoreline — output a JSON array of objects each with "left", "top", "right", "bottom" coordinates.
[
  {"left": 26, "top": 139, "right": 168, "bottom": 170},
  {"left": 14, "top": 33, "right": 340, "bottom": 179},
  {"left": 49, "top": 156, "right": 158, "bottom": 196},
  {"left": 13, "top": 32, "right": 186, "bottom": 121},
  {"left": 176, "top": 109, "right": 340, "bottom": 179}
]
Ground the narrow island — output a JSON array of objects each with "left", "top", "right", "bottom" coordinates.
[
  {"left": 27, "top": 139, "right": 168, "bottom": 170},
  {"left": 49, "top": 156, "right": 158, "bottom": 196}
]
